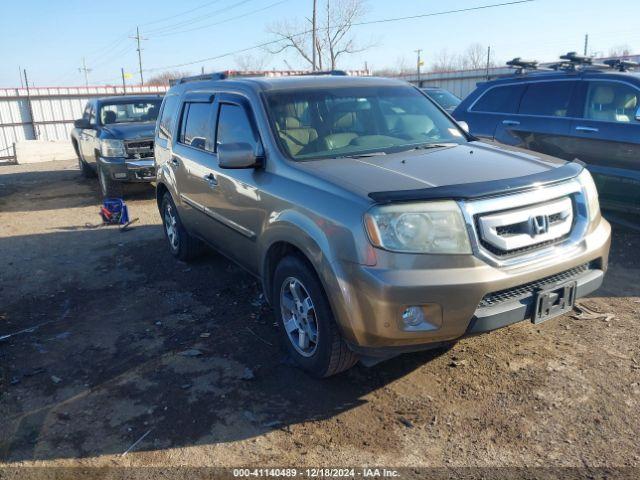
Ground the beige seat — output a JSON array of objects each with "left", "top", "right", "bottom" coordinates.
[
  {"left": 588, "top": 85, "right": 615, "bottom": 122},
  {"left": 615, "top": 93, "right": 637, "bottom": 123},
  {"left": 278, "top": 117, "right": 318, "bottom": 156}
]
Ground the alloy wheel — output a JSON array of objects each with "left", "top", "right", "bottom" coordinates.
[
  {"left": 280, "top": 276, "right": 319, "bottom": 357},
  {"left": 164, "top": 204, "right": 179, "bottom": 251}
]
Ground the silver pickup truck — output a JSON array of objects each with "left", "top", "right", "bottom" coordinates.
[{"left": 153, "top": 71, "right": 610, "bottom": 377}]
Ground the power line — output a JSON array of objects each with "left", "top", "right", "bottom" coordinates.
[
  {"left": 141, "top": 0, "right": 227, "bottom": 27},
  {"left": 145, "top": 0, "right": 255, "bottom": 36},
  {"left": 143, "top": 0, "right": 537, "bottom": 73},
  {"left": 148, "top": 0, "right": 289, "bottom": 39}
]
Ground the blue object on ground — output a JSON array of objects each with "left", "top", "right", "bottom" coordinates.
[{"left": 102, "top": 198, "right": 129, "bottom": 225}]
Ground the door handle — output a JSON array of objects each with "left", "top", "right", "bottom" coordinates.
[
  {"left": 203, "top": 173, "right": 218, "bottom": 188},
  {"left": 575, "top": 126, "right": 599, "bottom": 133},
  {"left": 502, "top": 120, "right": 520, "bottom": 126},
  {"left": 169, "top": 157, "right": 179, "bottom": 167}
]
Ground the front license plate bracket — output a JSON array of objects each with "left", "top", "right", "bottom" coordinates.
[{"left": 533, "top": 281, "right": 577, "bottom": 324}]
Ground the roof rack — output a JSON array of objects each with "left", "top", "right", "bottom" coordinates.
[
  {"left": 506, "top": 57, "right": 541, "bottom": 74},
  {"left": 603, "top": 58, "right": 638, "bottom": 72},
  {"left": 170, "top": 69, "right": 360, "bottom": 86}
]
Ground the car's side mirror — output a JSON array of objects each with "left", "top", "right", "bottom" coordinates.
[
  {"left": 74, "top": 118, "right": 91, "bottom": 129},
  {"left": 457, "top": 120, "right": 470, "bottom": 133},
  {"left": 218, "top": 142, "right": 260, "bottom": 169}
]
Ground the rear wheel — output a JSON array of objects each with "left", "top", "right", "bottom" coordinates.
[
  {"left": 273, "top": 255, "right": 358, "bottom": 377},
  {"left": 98, "top": 164, "right": 122, "bottom": 198},
  {"left": 161, "top": 193, "right": 204, "bottom": 261}
]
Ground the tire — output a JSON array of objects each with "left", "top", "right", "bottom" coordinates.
[
  {"left": 98, "top": 163, "right": 123, "bottom": 198},
  {"left": 273, "top": 255, "right": 358, "bottom": 377},
  {"left": 160, "top": 192, "right": 204, "bottom": 261}
]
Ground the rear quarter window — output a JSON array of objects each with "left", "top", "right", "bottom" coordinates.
[
  {"left": 470, "top": 84, "right": 525, "bottom": 113},
  {"left": 158, "top": 94, "right": 180, "bottom": 140}
]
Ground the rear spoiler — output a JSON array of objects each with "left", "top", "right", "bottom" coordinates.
[{"left": 368, "top": 160, "right": 585, "bottom": 204}]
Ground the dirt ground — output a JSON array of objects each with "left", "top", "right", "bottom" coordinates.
[{"left": 1, "top": 159, "right": 639, "bottom": 475}]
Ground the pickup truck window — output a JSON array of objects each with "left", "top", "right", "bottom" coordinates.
[
  {"left": 179, "top": 102, "right": 212, "bottom": 151},
  {"left": 216, "top": 104, "right": 258, "bottom": 150},
  {"left": 265, "top": 86, "right": 465, "bottom": 160},
  {"left": 99, "top": 100, "right": 162, "bottom": 125}
]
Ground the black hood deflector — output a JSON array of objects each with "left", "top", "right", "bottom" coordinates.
[{"left": 368, "top": 160, "right": 584, "bottom": 204}]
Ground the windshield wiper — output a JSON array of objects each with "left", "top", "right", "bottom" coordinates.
[
  {"left": 335, "top": 151, "right": 387, "bottom": 159},
  {"left": 410, "top": 142, "right": 458, "bottom": 150}
]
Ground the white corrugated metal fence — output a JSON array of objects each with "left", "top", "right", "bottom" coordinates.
[{"left": 0, "top": 85, "right": 167, "bottom": 162}]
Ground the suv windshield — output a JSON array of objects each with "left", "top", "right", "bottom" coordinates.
[
  {"left": 100, "top": 100, "right": 162, "bottom": 125},
  {"left": 265, "top": 86, "right": 467, "bottom": 160},
  {"left": 423, "top": 89, "right": 461, "bottom": 110}
]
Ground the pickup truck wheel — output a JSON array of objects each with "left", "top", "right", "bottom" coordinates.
[
  {"left": 161, "top": 193, "right": 204, "bottom": 261},
  {"left": 78, "top": 157, "right": 95, "bottom": 178},
  {"left": 273, "top": 255, "right": 358, "bottom": 377},
  {"left": 98, "top": 164, "right": 122, "bottom": 198}
]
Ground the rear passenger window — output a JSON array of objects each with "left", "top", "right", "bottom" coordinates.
[
  {"left": 216, "top": 104, "right": 258, "bottom": 149},
  {"left": 158, "top": 95, "right": 180, "bottom": 140},
  {"left": 179, "top": 102, "right": 212, "bottom": 151},
  {"left": 470, "top": 85, "right": 524, "bottom": 113},
  {"left": 519, "top": 82, "right": 575, "bottom": 117}
]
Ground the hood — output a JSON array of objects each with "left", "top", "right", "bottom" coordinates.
[
  {"left": 294, "top": 141, "right": 575, "bottom": 202},
  {"left": 101, "top": 122, "right": 156, "bottom": 140}
]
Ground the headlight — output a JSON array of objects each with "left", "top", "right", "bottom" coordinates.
[
  {"left": 364, "top": 200, "right": 472, "bottom": 254},
  {"left": 577, "top": 169, "right": 600, "bottom": 222},
  {"left": 100, "top": 139, "right": 125, "bottom": 158}
]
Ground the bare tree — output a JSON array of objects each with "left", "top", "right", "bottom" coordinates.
[
  {"left": 608, "top": 44, "right": 632, "bottom": 58},
  {"left": 146, "top": 71, "right": 189, "bottom": 85},
  {"left": 430, "top": 48, "right": 459, "bottom": 72},
  {"left": 234, "top": 53, "right": 270, "bottom": 71},
  {"left": 267, "top": 0, "right": 370, "bottom": 70},
  {"left": 460, "top": 43, "right": 486, "bottom": 70}
]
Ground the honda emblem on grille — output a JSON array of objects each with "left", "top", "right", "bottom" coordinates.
[{"left": 530, "top": 215, "right": 549, "bottom": 236}]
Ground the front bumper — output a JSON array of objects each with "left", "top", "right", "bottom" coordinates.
[
  {"left": 98, "top": 157, "right": 156, "bottom": 183},
  {"left": 328, "top": 218, "right": 611, "bottom": 357}
]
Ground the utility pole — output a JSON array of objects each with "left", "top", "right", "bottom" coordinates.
[
  {"left": 486, "top": 45, "right": 491, "bottom": 80},
  {"left": 415, "top": 49, "right": 423, "bottom": 86},
  {"left": 121, "top": 68, "right": 126, "bottom": 94},
  {"left": 78, "top": 57, "right": 91, "bottom": 86},
  {"left": 23, "top": 69, "right": 38, "bottom": 140},
  {"left": 584, "top": 34, "right": 589, "bottom": 56},
  {"left": 131, "top": 26, "right": 146, "bottom": 85},
  {"left": 311, "top": 0, "right": 317, "bottom": 71}
]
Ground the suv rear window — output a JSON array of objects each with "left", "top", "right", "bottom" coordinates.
[
  {"left": 179, "top": 102, "right": 212, "bottom": 151},
  {"left": 518, "top": 81, "right": 575, "bottom": 117},
  {"left": 470, "top": 85, "right": 524, "bottom": 113}
]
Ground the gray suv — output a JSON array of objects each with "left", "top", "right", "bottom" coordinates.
[{"left": 154, "top": 72, "right": 610, "bottom": 377}]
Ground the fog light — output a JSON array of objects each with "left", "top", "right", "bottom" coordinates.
[{"left": 402, "top": 306, "right": 426, "bottom": 328}]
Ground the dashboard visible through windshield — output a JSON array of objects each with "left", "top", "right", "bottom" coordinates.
[{"left": 265, "top": 86, "right": 467, "bottom": 160}]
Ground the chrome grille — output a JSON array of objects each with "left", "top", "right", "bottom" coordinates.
[
  {"left": 475, "top": 196, "right": 574, "bottom": 256},
  {"left": 479, "top": 263, "right": 591, "bottom": 308},
  {"left": 125, "top": 139, "right": 154, "bottom": 159}
]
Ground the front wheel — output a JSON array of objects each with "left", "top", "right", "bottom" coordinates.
[
  {"left": 160, "top": 193, "right": 204, "bottom": 261},
  {"left": 273, "top": 255, "right": 358, "bottom": 377},
  {"left": 98, "top": 164, "right": 122, "bottom": 198}
]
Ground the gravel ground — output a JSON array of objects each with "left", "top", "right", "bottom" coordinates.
[{"left": 0, "top": 160, "right": 639, "bottom": 477}]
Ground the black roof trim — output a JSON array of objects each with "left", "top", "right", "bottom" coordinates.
[{"left": 368, "top": 160, "right": 585, "bottom": 204}]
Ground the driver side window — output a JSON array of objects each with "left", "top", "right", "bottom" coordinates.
[
  {"left": 585, "top": 81, "right": 640, "bottom": 123},
  {"left": 216, "top": 103, "right": 259, "bottom": 150}
]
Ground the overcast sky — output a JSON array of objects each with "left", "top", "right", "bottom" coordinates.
[{"left": 1, "top": 0, "right": 638, "bottom": 87}]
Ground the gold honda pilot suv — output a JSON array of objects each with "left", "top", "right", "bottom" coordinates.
[{"left": 154, "top": 71, "right": 610, "bottom": 377}]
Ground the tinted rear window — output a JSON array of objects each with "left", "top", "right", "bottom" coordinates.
[
  {"left": 470, "top": 85, "right": 525, "bottom": 113},
  {"left": 158, "top": 95, "right": 180, "bottom": 140},
  {"left": 518, "top": 82, "right": 575, "bottom": 117}
]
